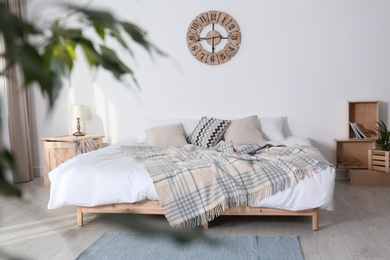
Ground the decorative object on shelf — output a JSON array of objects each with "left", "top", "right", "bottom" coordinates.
[
  {"left": 186, "top": 10, "right": 241, "bottom": 65},
  {"left": 367, "top": 120, "right": 390, "bottom": 173},
  {"left": 367, "top": 120, "right": 390, "bottom": 151},
  {"left": 71, "top": 105, "right": 86, "bottom": 136},
  {"left": 337, "top": 157, "right": 359, "bottom": 168},
  {"left": 349, "top": 122, "right": 367, "bottom": 139}
]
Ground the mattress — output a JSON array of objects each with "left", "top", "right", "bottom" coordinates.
[{"left": 47, "top": 137, "right": 335, "bottom": 211}]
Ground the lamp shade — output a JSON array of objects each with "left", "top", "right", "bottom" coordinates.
[{"left": 70, "top": 105, "right": 86, "bottom": 119}]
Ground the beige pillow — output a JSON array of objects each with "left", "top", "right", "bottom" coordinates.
[
  {"left": 224, "top": 115, "right": 267, "bottom": 146},
  {"left": 146, "top": 123, "right": 188, "bottom": 147}
]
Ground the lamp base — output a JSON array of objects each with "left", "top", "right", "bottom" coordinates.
[{"left": 73, "top": 131, "right": 85, "bottom": 136}]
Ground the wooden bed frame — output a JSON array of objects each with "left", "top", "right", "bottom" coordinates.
[{"left": 77, "top": 200, "right": 319, "bottom": 230}]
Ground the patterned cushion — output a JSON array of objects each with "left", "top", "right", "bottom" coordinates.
[{"left": 187, "top": 116, "right": 231, "bottom": 148}]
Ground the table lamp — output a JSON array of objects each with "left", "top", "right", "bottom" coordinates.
[{"left": 70, "top": 105, "right": 86, "bottom": 136}]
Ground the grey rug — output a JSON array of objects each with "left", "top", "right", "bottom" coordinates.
[{"left": 76, "top": 233, "right": 304, "bottom": 260}]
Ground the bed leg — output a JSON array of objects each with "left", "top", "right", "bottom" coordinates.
[
  {"left": 312, "top": 208, "right": 319, "bottom": 231},
  {"left": 77, "top": 207, "right": 83, "bottom": 227},
  {"left": 202, "top": 222, "right": 209, "bottom": 229}
]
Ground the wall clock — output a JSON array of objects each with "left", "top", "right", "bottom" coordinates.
[{"left": 186, "top": 10, "right": 241, "bottom": 65}]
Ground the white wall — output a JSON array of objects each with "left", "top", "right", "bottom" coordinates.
[{"left": 30, "top": 0, "right": 390, "bottom": 175}]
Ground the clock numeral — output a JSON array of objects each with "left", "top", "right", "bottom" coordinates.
[
  {"left": 225, "top": 19, "right": 240, "bottom": 33},
  {"left": 217, "top": 13, "right": 232, "bottom": 27},
  {"left": 207, "top": 53, "right": 219, "bottom": 65},
  {"left": 228, "top": 32, "right": 241, "bottom": 45},
  {"left": 188, "top": 42, "right": 202, "bottom": 56},
  {"left": 186, "top": 32, "right": 200, "bottom": 44},
  {"left": 224, "top": 43, "right": 239, "bottom": 57},
  {"left": 196, "top": 12, "right": 210, "bottom": 27},
  {"left": 195, "top": 49, "right": 209, "bottom": 64},
  {"left": 208, "top": 11, "right": 220, "bottom": 23},
  {"left": 217, "top": 49, "right": 231, "bottom": 64},
  {"left": 188, "top": 19, "right": 202, "bottom": 34}
]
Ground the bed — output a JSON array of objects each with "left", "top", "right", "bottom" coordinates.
[{"left": 48, "top": 116, "right": 335, "bottom": 230}]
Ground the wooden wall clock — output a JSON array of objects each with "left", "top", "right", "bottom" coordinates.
[{"left": 186, "top": 10, "right": 241, "bottom": 65}]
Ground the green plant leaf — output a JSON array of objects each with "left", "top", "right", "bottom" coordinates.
[
  {"left": 368, "top": 120, "right": 390, "bottom": 151},
  {"left": 19, "top": 43, "right": 52, "bottom": 87},
  {"left": 0, "top": 150, "right": 21, "bottom": 198},
  {"left": 106, "top": 23, "right": 129, "bottom": 50},
  {"left": 70, "top": 6, "right": 116, "bottom": 24},
  {"left": 0, "top": 175, "right": 22, "bottom": 197},
  {"left": 121, "top": 21, "right": 150, "bottom": 51},
  {"left": 0, "top": 3, "right": 40, "bottom": 44},
  {"left": 99, "top": 45, "right": 134, "bottom": 80},
  {"left": 93, "top": 21, "right": 106, "bottom": 40},
  {"left": 80, "top": 42, "right": 99, "bottom": 66},
  {"left": 52, "top": 43, "right": 74, "bottom": 71}
]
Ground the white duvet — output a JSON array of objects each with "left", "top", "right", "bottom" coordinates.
[{"left": 48, "top": 137, "right": 335, "bottom": 211}]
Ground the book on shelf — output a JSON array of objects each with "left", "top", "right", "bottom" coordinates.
[{"left": 349, "top": 122, "right": 367, "bottom": 139}]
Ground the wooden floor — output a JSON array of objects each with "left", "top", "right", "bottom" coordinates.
[{"left": 1, "top": 178, "right": 390, "bottom": 260}]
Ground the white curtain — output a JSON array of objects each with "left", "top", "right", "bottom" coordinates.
[{"left": 1, "top": 0, "right": 34, "bottom": 183}]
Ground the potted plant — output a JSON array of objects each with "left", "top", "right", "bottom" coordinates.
[{"left": 367, "top": 120, "right": 390, "bottom": 173}]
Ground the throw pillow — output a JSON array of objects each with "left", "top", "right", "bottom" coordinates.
[
  {"left": 146, "top": 123, "right": 188, "bottom": 147},
  {"left": 224, "top": 115, "right": 267, "bottom": 146},
  {"left": 187, "top": 116, "right": 231, "bottom": 148}
]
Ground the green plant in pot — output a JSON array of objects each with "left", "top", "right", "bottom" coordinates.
[{"left": 367, "top": 120, "right": 390, "bottom": 151}]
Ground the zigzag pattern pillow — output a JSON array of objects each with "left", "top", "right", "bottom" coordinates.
[{"left": 187, "top": 116, "right": 231, "bottom": 148}]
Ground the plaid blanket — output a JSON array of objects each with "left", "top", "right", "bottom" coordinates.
[{"left": 122, "top": 142, "right": 333, "bottom": 229}]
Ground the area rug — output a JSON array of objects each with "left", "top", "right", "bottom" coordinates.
[{"left": 76, "top": 233, "right": 304, "bottom": 260}]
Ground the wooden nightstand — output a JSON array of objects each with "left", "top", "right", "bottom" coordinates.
[{"left": 42, "top": 135, "right": 104, "bottom": 186}]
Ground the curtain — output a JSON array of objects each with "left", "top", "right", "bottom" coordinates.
[{"left": 2, "top": 0, "right": 34, "bottom": 183}]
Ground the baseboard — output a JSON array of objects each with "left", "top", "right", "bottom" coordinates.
[{"left": 34, "top": 167, "right": 43, "bottom": 177}]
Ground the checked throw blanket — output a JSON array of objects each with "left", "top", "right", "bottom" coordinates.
[{"left": 121, "top": 142, "right": 333, "bottom": 229}]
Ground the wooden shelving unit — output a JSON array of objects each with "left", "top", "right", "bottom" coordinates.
[
  {"left": 335, "top": 101, "right": 380, "bottom": 185},
  {"left": 348, "top": 101, "right": 379, "bottom": 138},
  {"left": 335, "top": 138, "right": 375, "bottom": 168}
]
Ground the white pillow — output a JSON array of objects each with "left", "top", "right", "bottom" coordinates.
[
  {"left": 258, "top": 116, "right": 285, "bottom": 142},
  {"left": 138, "top": 118, "right": 199, "bottom": 143},
  {"left": 145, "top": 123, "right": 188, "bottom": 147}
]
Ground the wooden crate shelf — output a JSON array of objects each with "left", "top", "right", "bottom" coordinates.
[
  {"left": 335, "top": 139, "right": 376, "bottom": 169},
  {"left": 347, "top": 169, "right": 390, "bottom": 185},
  {"left": 368, "top": 150, "right": 390, "bottom": 173},
  {"left": 348, "top": 101, "right": 379, "bottom": 139}
]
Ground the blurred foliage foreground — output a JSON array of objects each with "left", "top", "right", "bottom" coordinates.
[{"left": 0, "top": 2, "right": 207, "bottom": 243}]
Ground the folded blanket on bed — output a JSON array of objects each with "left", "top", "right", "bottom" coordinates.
[{"left": 121, "top": 142, "right": 332, "bottom": 229}]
